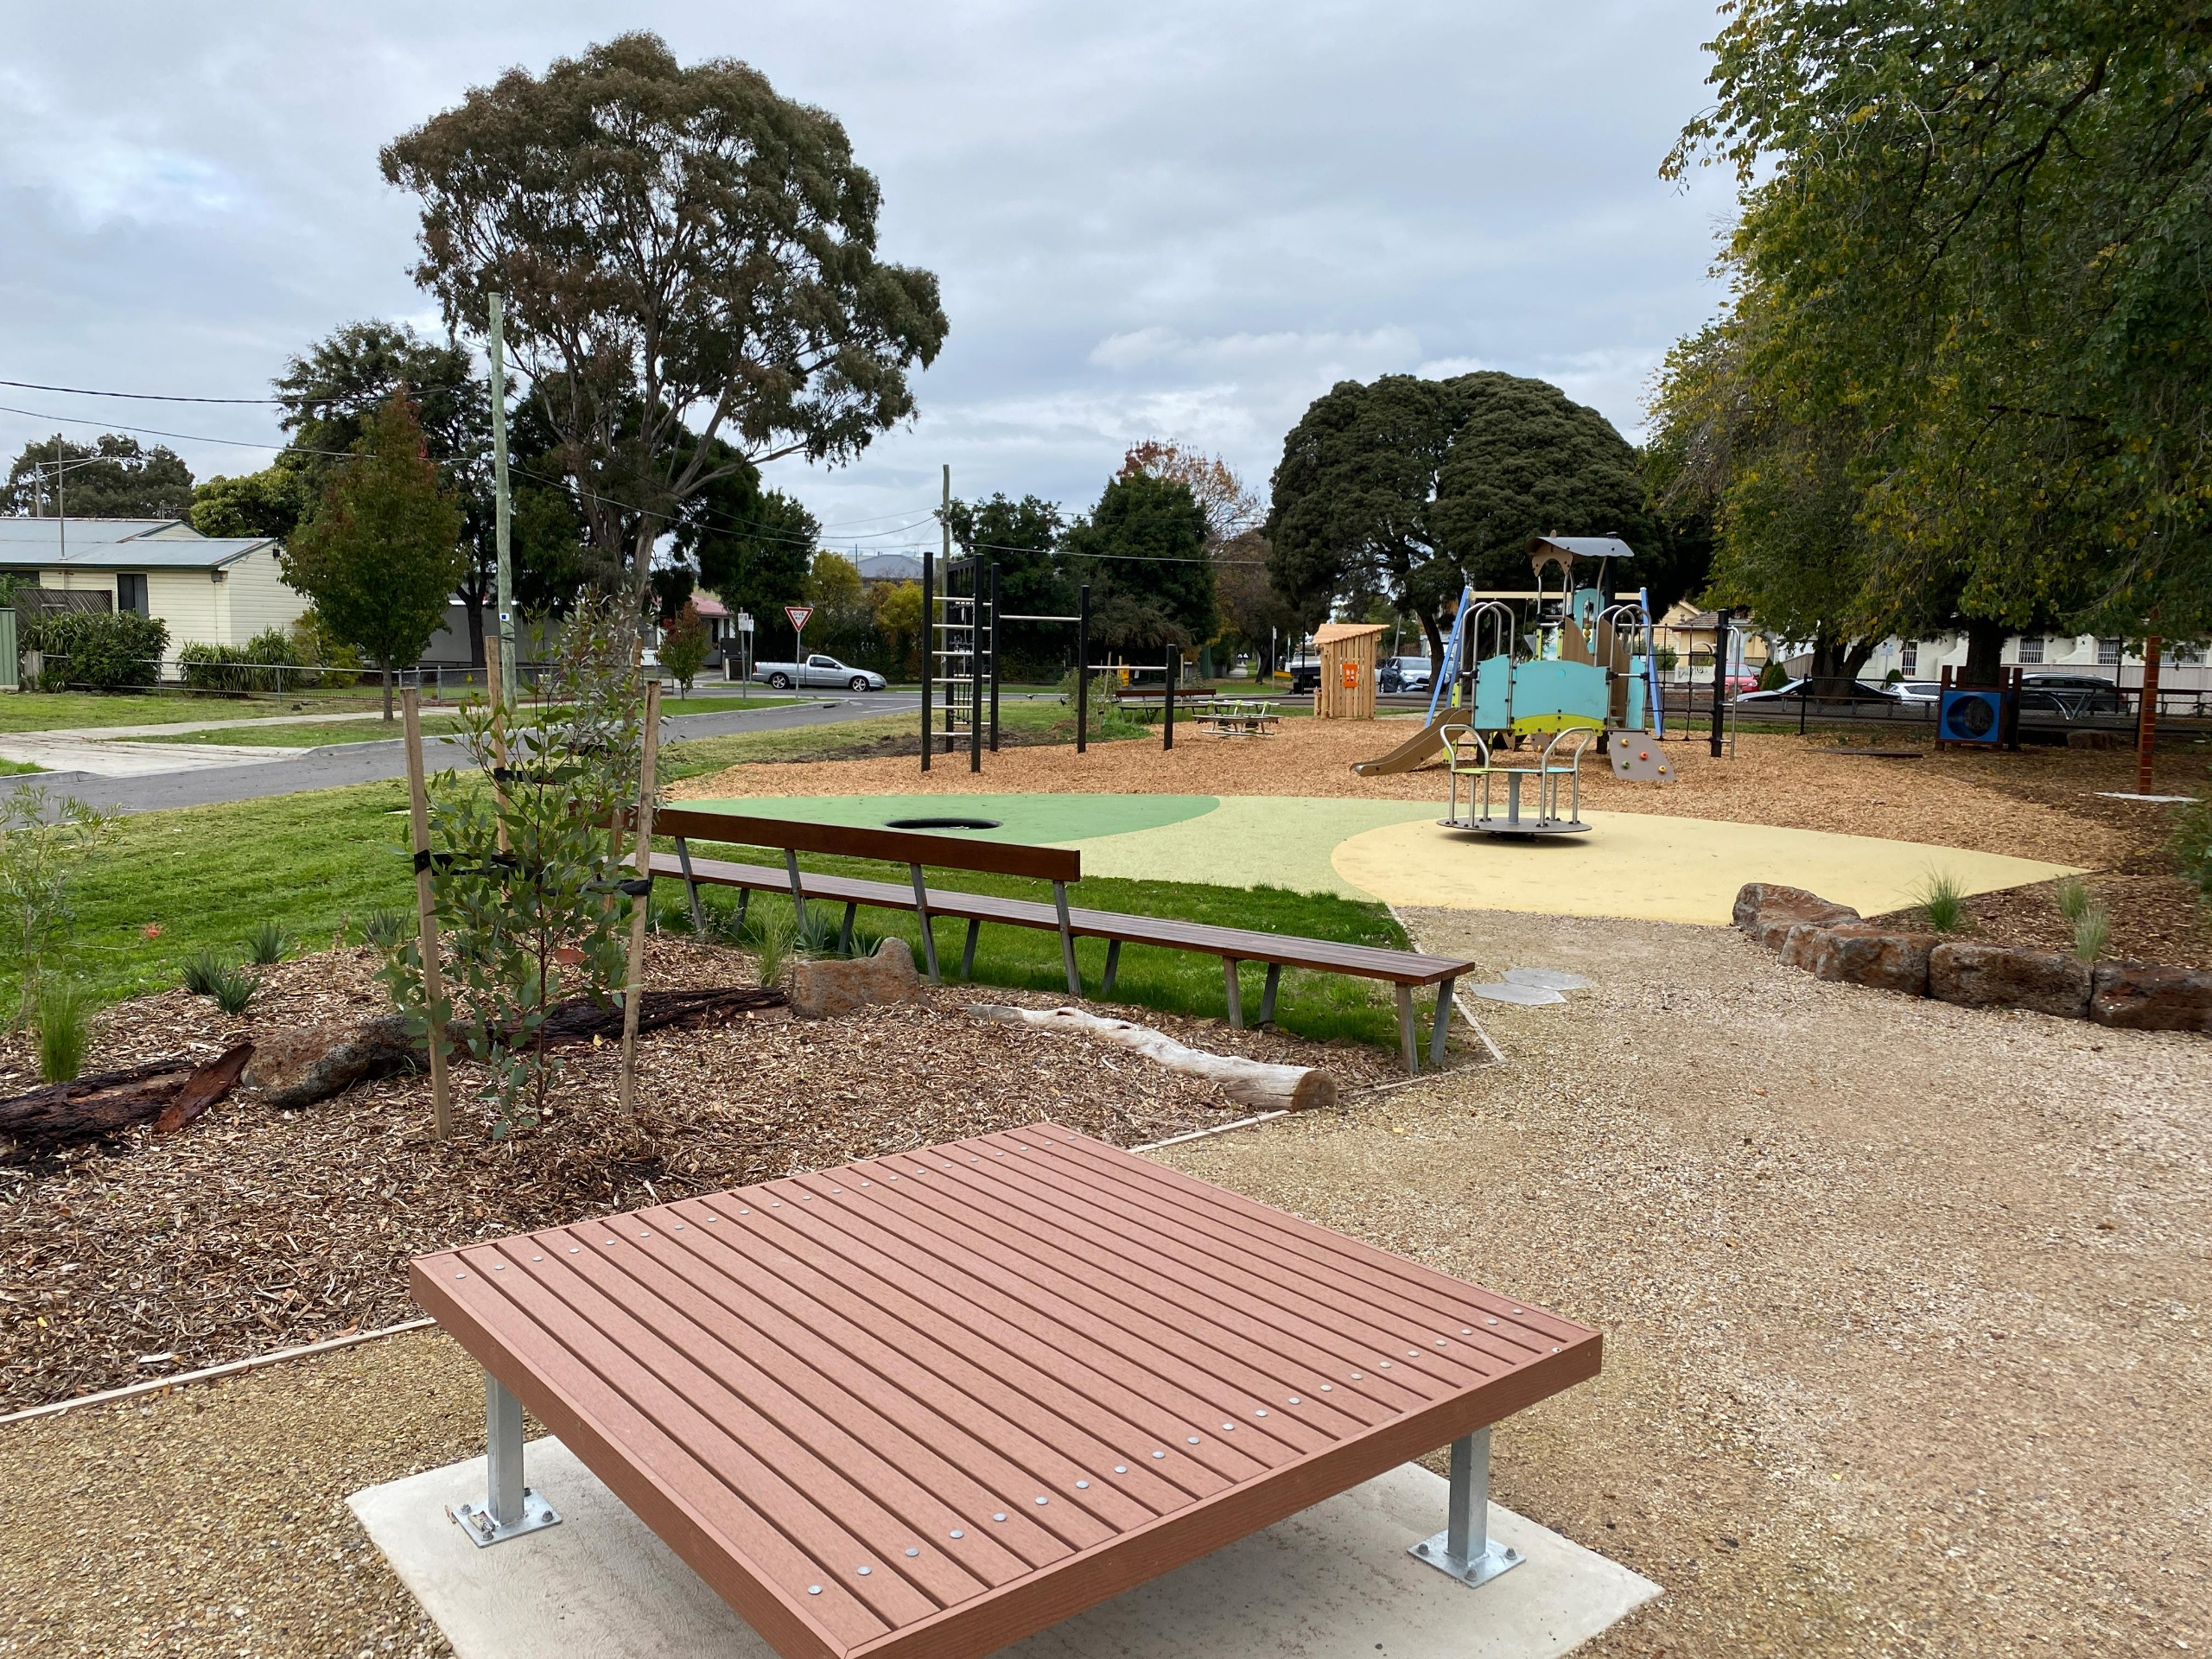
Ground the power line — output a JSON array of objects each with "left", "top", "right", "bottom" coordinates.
[{"left": 0, "top": 378, "right": 281, "bottom": 404}]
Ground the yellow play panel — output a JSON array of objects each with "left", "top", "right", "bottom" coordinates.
[{"left": 1332, "top": 810, "right": 2079, "bottom": 925}]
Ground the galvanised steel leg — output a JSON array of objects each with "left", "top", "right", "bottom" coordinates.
[
  {"left": 452, "top": 1372, "right": 560, "bottom": 1547},
  {"left": 1222, "top": 958, "right": 1243, "bottom": 1028},
  {"left": 1395, "top": 983, "right": 1419, "bottom": 1074},
  {"left": 784, "top": 849, "right": 808, "bottom": 937},
  {"left": 1053, "top": 882, "right": 1081, "bottom": 997},
  {"left": 908, "top": 863, "right": 940, "bottom": 982},
  {"left": 1409, "top": 1427, "right": 1521, "bottom": 1587},
  {"left": 1259, "top": 963, "right": 1281, "bottom": 1026},
  {"left": 1428, "top": 976, "right": 1455, "bottom": 1067},
  {"left": 1102, "top": 938, "right": 1122, "bottom": 998},
  {"left": 734, "top": 887, "right": 750, "bottom": 930},
  {"left": 840, "top": 903, "right": 857, "bottom": 956},
  {"left": 961, "top": 918, "right": 981, "bottom": 979},
  {"left": 675, "top": 837, "right": 703, "bottom": 936}
]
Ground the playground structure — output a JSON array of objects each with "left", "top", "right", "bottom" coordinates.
[{"left": 1353, "top": 536, "right": 1674, "bottom": 836}]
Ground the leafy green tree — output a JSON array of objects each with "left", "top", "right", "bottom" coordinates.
[
  {"left": 871, "top": 580, "right": 924, "bottom": 678},
  {"left": 1668, "top": 0, "right": 2212, "bottom": 656},
  {"left": 3, "top": 435, "right": 194, "bottom": 519},
  {"left": 0, "top": 786, "right": 115, "bottom": 1030},
  {"left": 677, "top": 457, "right": 818, "bottom": 635},
  {"left": 189, "top": 466, "right": 315, "bottom": 540},
  {"left": 283, "top": 391, "right": 468, "bottom": 720},
  {"left": 382, "top": 32, "right": 948, "bottom": 597},
  {"left": 1268, "top": 372, "right": 1656, "bottom": 664},
  {"left": 947, "top": 493, "right": 1069, "bottom": 670},
  {"left": 658, "top": 600, "right": 711, "bottom": 696},
  {"left": 1058, "top": 474, "right": 1214, "bottom": 652}
]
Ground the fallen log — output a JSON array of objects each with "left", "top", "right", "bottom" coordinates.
[
  {"left": 0, "top": 1041, "right": 255, "bottom": 1164},
  {"left": 535, "top": 985, "right": 788, "bottom": 1047},
  {"left": 967, "top": 1004, "right": 1337, "bottom": 1113}
]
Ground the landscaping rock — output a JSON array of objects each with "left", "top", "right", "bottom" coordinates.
[
  {"left": 1928, "top": 943, "right": 2091, "bottom": 1020},
  {"left": 790, "top": 938, "right": 923, "bottom": 1019},
  {"left": 1797, "top": 923, "right": 1937, "bottom": 996},
  {"left": 2090, "top": 962, "right": 2212, "bottom": 1033},
  {"left": 242, "top": 1017, "right": 419, "bottom": 1109},
  {"left": 1734, "top": 882, "right": 1860, "bottom": 950}
]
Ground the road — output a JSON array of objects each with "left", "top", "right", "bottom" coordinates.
[{"left": 22, "top": 694, "right": 926, "bottom": 817}]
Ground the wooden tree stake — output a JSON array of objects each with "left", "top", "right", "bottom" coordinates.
[
  {"left": 402, "top": 689, "right": 453, "bottom": 1140},
  {"left": 619, "top": 678, "right": 664, "bottom": 1119},
  {"left": 486, "top": 639, "right": 512, "bottom": 853}
]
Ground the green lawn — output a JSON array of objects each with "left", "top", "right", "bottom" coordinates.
[
  {"left": 28, "top": 740, "right": 1423, "bottom": 1049},
  {"left": 0, "top": 688, "right": 399, "bottom": 731}
]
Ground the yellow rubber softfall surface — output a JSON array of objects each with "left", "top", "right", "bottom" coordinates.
[{"left": 1330, "top": 810, "right": 2080, "bottom": 925}]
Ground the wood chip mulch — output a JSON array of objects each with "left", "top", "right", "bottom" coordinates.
[{"left": 0, "top": 941, "right": 1396, "bottom": 1414}]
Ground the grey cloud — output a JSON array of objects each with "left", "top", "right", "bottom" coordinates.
[{"left": 0, "top": 0, "right": 1732, "bottom": 550}]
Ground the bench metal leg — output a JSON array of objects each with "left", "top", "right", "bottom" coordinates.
[
  {"left": 452, "top": 1372, "right": 560, "bottom": 1547},
  {"left": 1395, "top": 983, "right": 1420, "bottom": 1073},
  {"left": 784, "top": 849, "right": 809, "bottom": 936},
  {"left": 1102, "top": 938, "right": 1122, "bottom": 999},
  {"left": 1222, "top": 957, "right": 1243, "bottom": 1028},
  {"left": 1410, "top": 1427, "right": 1520, "bottom": 1587},
  {"left": 735, "top": 887, "right": 750, "bottom": 930},
  {"left": 961, "top": 918, "right": 981, "bottom": 980},
  {"left": 840, "top": 902, "right": 857, "bottom": 957},
  {"left": 675, "top": 837, "right": 704, "bottom": 937},
  {"left": 908, "top": 862, "right": 940, "bottom": 982},
  {"left": 1052, "top": 881, "right": 1081, "bottom": 998},
  {"left": 1259, "top": 963, "right": 1281, "bottom": 1026},
  {"left": 1429, "top": 976, "right": 1456, "bottom": 1068}
]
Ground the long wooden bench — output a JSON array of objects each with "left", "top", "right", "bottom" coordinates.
[
  {"left": 650, "top": 807, "right": 1473, "bottom": 1071},
  {"left": 415, "top": 1125, "right": 1603, "bottom": 1659}
]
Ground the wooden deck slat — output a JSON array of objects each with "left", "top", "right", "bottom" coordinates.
[
  {"left": 1039, "top": 1130, "right": 1585, "bottom": 1353},
  {"left": 690, "top": 1192, "right": 1220, "bottom": 1511},
  {"left": 800, "top": 1161, "right": 1344, "bottom": 1453},
  {"left": 980, "top": 1132, "right": 1549, "bottom": 1379},
  {"left": 747, "top": 1173, "right": 1274, "bottom": 1487},
  {"left": 838, "top": 1157, "right": 1394, "bottom": 1440},
  {"left": 538, "top": 1224, "right": 1076, "bottom": 1578},
  {"left": 629, "top": 1204, "right": 1147, "bottom": 1554},
  {"left": 414, "top": 1124, "right": 1602, "bottom": 1659}
]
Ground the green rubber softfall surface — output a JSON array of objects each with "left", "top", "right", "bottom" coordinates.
[{"left": 680, "top": 792, "right": 1218, "bottom": 845}]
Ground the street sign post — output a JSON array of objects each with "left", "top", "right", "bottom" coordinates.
[{"left": 785, "top": 604, "right": 813, "bottom": 657}]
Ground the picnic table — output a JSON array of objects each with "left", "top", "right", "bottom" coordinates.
[
  {"left": 1195, "top": 696, "right": 1281, "bottom": 738},
  {"left": 415, "top": 1125, "right": 1601, "bottom": 1659}
]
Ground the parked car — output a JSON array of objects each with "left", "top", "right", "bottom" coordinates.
[
  {"left": 1892, "top": 679, "right": 1942, "bottom": 705},
  {"left": 749, "top": 653, "right": 887, "bottom": 692},
  {"left": 1378, "top": 655, "right": 1433, "bottom": 694},
  {"left": 1287, "top": 657, "right": 1322, "bottom": 694},
  {"left": 1734, "top": 677, "right": 1901, "bottom": 709},
  {"left": 2019, "top": 673, "right": 2127, "bottom": 720}
]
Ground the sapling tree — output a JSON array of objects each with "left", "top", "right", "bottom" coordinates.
[
  {"left": 377, "top": 594, "right": 650, "bottom": 1135},
  {"left": 0, "top": 786, "right": 118, "bottom": 1029},
  {"left": 658, "top": 601, "right": 711, "bottom": 698}
]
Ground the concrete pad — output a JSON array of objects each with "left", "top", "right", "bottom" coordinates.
[
  {"left": 0, "top": 734, "right": 312, "bottom": 776},
  {"left": 1332, "top": 809, "right": 2077, "bottom": 925},
  {"left": 350, "top": 1437, "right": 1660, "bottom": 1659}
]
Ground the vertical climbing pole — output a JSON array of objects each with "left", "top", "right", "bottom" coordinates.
[
  {"left": 922, "top": 467, "right": 941, "bottom": 772},
  {"left": 1076, "top": 582, "right": 1090, "bottom": 754},
  {"left": 988, "top": 562, "right": 1002, "bottom": 753}
]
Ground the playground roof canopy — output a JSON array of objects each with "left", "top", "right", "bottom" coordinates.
[
  {"left": 1313, "top": 621, "right": 1388, "bottom": 645},
  {"left": 1527, "top": 536, "right": 1635, "bottom": 563}
]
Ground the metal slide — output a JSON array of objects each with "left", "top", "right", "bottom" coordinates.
[{"left": 1350, "top": 710, "right": 1462, "bottom": 776}]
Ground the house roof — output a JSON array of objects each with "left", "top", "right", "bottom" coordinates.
[
  {"left": 1314, "top": 621, "right": 1387, "bottom": 645},
  {"left": 0, "top": 516, "right": 277, "bottom": 570},
  {"left": 855, "top": 553, "right": 923, "bottom": 583}
]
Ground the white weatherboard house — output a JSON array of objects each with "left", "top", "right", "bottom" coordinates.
[{"left": 0, "top": 517, "right": 308, "bottom": 676}]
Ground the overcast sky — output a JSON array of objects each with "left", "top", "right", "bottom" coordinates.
[{"left": 0, "top": 1, "right": 1735, "bottom": 553}]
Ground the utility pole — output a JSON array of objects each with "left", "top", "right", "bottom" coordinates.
[{"left": 487, "top": 295, "right": 518, "bottom": 707}]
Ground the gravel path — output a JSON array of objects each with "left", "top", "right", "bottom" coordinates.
[
  {"left": 1155, "top": 909, "right": 2212, "bottom": 1656},
  {"left": 2, "top": 915, "right": 2202, "bottom": 1653}
]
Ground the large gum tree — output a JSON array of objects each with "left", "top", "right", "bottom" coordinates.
[{"left": 381, "top": 33, "right": 948, "bottom": 595}]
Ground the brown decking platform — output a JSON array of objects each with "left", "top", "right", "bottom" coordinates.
[{"left": 411, "top": 1125, "right": 1600, "bottom": 1659}]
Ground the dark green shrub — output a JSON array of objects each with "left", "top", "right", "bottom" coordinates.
[
  {"left": 178, "top": 642, "right": 257, "bottom": 692},
  {"left": 25, "top": 611, "right": 168, "bottom": 690}
]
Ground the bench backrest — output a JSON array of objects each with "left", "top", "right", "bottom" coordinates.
[{"left": 654, "top": 805, "right": 1080, "bottom": 883}]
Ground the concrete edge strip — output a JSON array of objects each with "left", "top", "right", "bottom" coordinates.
[{"left": 0, "top": 1317, "right": 440, "bottom": 1428}]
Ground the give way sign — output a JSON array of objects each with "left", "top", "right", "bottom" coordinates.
[{"left": 784, "top": 605, "right": 813, "bottom": 635}]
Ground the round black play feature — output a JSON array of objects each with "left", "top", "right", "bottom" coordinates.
[{"left": 884, "top": 817, "right": 1003, "bottom": 830}]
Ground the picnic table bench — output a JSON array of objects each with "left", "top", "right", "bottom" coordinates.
[
  {"left": 1194, "top": 697, "right": 1281, "bottom": 738},
  {"left": 415, "top": 1125, "right": 1602, "bottom": 1659},
  {"left": 650, "top": 807, "right": 1472, "bottom": 1071}
]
